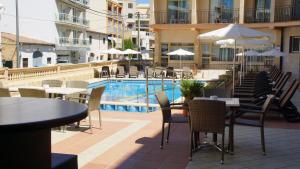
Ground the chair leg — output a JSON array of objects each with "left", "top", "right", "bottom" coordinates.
[
  {"left": 189, "top": 131, "right": 193, "bottom": 161},
  {"left": 98, "top": 110, "right": 102, "bottom": 129},
  {"left": 160, "top": 122, "right": 165, "bottom": 149},
  {"left": 261, "top": 127, "right": 266, "bottom": 155},
  {"left": 221, "top": 133, "right": 225, "bottom": 164},
  {"left": 166, "top": 123, "right": 171, "bottom": 143},
  {"left": 88, "top": 113, "right": 92, "bottom": 132}
]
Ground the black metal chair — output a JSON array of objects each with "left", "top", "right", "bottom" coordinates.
[{"left": 234, "top": 95, "right": 274, "bottom": 155}]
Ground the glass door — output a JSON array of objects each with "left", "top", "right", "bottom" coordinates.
[
  {"left": 167, "top": 0, "right": 190, "bottom": 24},
  {"left": 293, "top": 0, "right": 300, "bottom": 20},
  {"left": 255, "top": 0, "right": 271, "bottom": 22}
]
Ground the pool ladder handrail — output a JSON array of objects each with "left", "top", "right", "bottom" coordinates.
[{"left": 145, "top": 66, "right": 181, "bottom": 113}]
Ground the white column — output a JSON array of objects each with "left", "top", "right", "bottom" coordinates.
[
  {"left": 270, "top": 0, "right": 276, "bottom": 22},
  {"left": 0, "top": 3, "right": 5, "bottom": 68},
  {"left": 239, "top": 0, "right": 245, "bottom": 24}
]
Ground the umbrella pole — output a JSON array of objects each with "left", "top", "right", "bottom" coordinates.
[{"left": 233, "top": 40, "right": 236, "bottom": 94}]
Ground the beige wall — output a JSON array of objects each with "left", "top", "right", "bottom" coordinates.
[{"left": 283, "top": 27, "right": 300, "bottom": 80}]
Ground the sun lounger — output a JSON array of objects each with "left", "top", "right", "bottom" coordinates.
[
  {"left": 116, "top": 66, "right": 126, "bottom": 78},
  {"left": 129, "top": 66, "right": 139, "bottom": 78}
]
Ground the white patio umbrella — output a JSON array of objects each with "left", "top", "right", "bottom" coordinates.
[
  {"left": 122, "top": 49, "right": 141, "bottom": 55},
  {"left": 122, "top": 49, "right": 141, "bottom": 68},
  {"left": 102, "top": 48, "right": 123, "bottom": 55},
  {"left": 237, "top": 50, "right": 260, "bottom": 79},
  {"left": 167, "top": 48, "right": 194, "bottom": 69},
  {"left": 198, "top": 24, "right": 273, "bottom": 93},
  {"left": 260, "top": 48, "right": 287, "bottom": 57}
]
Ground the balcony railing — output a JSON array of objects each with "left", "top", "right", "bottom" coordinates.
[
  {"left": 57, "top": 37, "right": 90, "bottom": 47},
  {"left": 154, "top": 10, "right": 191, "bottom": 24},
  {"left": 197, "top": 9, "right": 239, "bottom": 23},
  {"left": 69, "top": 0, "right": 89, "bottom": 7},
  {"left": 56, "top": 13, "right": 89, "bottom": 27},
  {"left": 244, "top": 8, "right": 271, "bottom": 23},
  {"left": 275, "top": 6, "right": 300, "bottom": 22}
]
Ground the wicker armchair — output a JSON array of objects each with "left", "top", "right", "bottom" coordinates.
[
  {"left": 19, "top": 88, "right": 47, "bottom": 98},
  {"left": 67, "top": 86, "right": 105, "bottom": 130},
  {"left": 188, "top": 100, "right": 226, "bottom": 164},
  {"left": 235, "top": 95, "right": 274, "bottom": 155},
  {"left": 42, "top": 80, "right": 63, "bottom": 87},
  {"left": 155, "top": 91, "right": 188, "bottom": 149},
  {"left": 100, "top": 66, "right": 110, "bottom": 78},
  {"left": 0, "top": 88, "right": 11, "bottom": 97}
]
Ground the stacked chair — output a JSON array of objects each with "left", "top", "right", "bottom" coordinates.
[{"left": 233, "top": 66, "right": 300, "bottom": 122}]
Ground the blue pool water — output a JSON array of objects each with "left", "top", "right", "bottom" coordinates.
[{"left": 89, "top": 80, "right": 182, "bottom": 113}]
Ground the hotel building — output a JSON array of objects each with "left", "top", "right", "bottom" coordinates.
[
  {"left": 0, "top": 0, "right": 90, "bottom": 66},
  {"left": 150, "top": 0, "right": 300, "bottom": 79}
]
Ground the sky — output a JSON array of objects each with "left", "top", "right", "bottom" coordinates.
[{"left": 137, "top": 0, "right": 149, "bottom": 4}]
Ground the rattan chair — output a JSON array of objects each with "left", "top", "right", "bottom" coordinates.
[
  {"left": 100, "top": 66, "right": 110, "bottom": 78},
  {"left": 0, "top": 88, "right": 11, "bottom": 97},
  {"left": 42, "top": 80, "right": 63, "bottom": 87},
  {"left": 235, "top": 95, "right": 274, "bottom": 155},
  {"left": 155, "top": 91, "right": 188, "bottom": 149},
  {"left": 68, "top": 86, "right": 105, "bottom": 130},
  {"left": 188, "top": 100, "right": 226, "bottom": 163},
  {"left": 19, "top": 88, "right": 47, "bottom": 98}
]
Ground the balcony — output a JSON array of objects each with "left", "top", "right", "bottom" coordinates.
[
  {"left": 197, "top": 9, "right": 239, "bottom": 23},
  {"left": 244, "top": 8, "right": 271, "bottom": 23},
  {"left": 55, "top": 13, "right": 89, "bottom": 28},
  {"left": 275, "top": 6, "right": 300, "bottom": 22},
  {"left": 154, "top": 10, "right": 191, "bottom": 24},
  {"left": 60, "top": 0, "right": 89, "bottom": 9},
  {"left": 107, "top": 11, "right": 123, "bottom": 20},
  {"left": 56, "top": 37, "right": 90, "bottom": 47}
]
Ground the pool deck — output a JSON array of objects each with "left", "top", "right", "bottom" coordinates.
[{"left": 52, "top": 91, "right": 300, "bottom": 169}]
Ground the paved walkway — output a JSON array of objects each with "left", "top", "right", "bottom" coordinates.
[
  {"left": 51, "top": 90, "right": 300, "bottom": 169},
  {"left": 186, "top": 126, "right": 300, "bottom": 169}
]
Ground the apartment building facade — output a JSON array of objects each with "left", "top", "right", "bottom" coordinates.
[
  {"left": 150, "top": 0, "right": 300, "bottom": 79},
  {"left": 0, "top": 0, "right": 90, "bottom": 67},
  {"left": 105, "top": 0, "right": 123, "bottom": 51},
  {"left": 132, "top": 4, "right": 155, "bottom": 59},
  {"left": 117, "top": 1, "right": 155, "bottom": 59}
]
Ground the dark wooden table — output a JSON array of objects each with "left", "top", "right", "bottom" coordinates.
[{"left": 0, "top": 97, "right": 88, "bottom": 169}]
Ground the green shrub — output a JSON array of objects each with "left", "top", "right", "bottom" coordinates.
[{"left": 180, "top": 80, "right": 204, "bottom": 100}]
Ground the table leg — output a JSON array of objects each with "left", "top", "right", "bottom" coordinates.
[
  {"left": 0, "top": 128, "right": 51, "bottom": 169},
  {"left": 230, "top": 109, "right": 236, "bottom": 154}
]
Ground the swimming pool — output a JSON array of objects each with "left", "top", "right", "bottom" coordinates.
[{"left": 89, "top": 79, "right": 182, "bottom": 113}]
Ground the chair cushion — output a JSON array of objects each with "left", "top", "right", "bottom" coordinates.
[{"left": 235, "top": 118, "right": 262, "bottom": 127}]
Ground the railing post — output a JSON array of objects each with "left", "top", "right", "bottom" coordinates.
[
  {"left": 161, "top": 68, "right": 164, "bottom": 91},
  {"left": 172, "top": 70, "right": 175, "bottom": 102},
  {"left": 4, "top": 68, "right": 8, "bottom": 80},
  {"left": 146, "top": 67, "right": 149, "bottom": 113},
  {"left": 57, "top": 65, "right": 61, "bottom": 73}
]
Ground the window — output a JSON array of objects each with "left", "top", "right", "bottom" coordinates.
[
  {"left": 103, "top": 37, "right": 106, "bottom": 44},
  {"left": 89, "top": 35, "right": 92, "bottom": 44},
  {"left": 211, "top": 45, "right": 237, "bottom": 61},
  {"left": 128, "top": 13, "right": 133, "bottom": 19},
  {"left": 167, "top": 0, "right": 191, "bottom": 24},
  {"left": 290, "top": 36, "right": 300, "bottom": 53},
  {"left": 128, "top": 3, "right": 133, "bottom": 8},
  {"left": 32, "top": 50, "right": 43, "bottom": 67},
  {"left": 22, "top": 58, "right": 28, "bottom": 68},
  {"left": 47, "top": 57, "right": 52, "bottom": 64}
]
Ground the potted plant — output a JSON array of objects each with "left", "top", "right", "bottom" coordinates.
[{"left": 180, "top": 80, "right": 204, "bottom": 116}]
